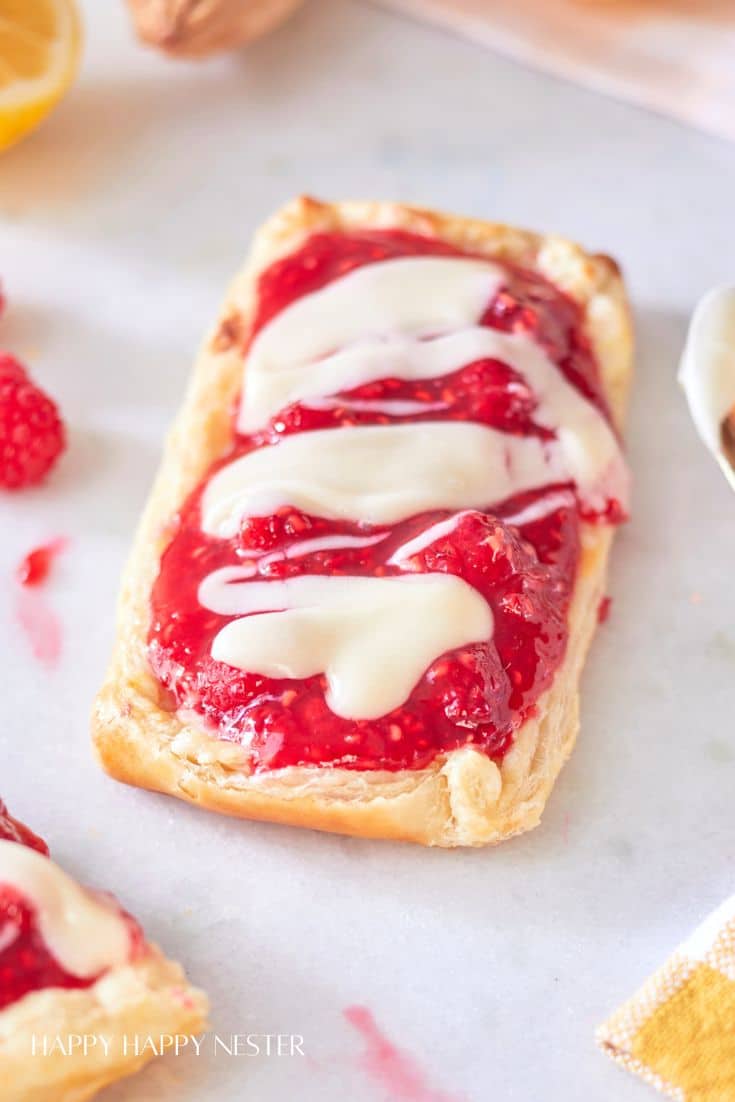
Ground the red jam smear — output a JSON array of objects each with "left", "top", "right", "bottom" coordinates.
[
  {"left": 0, "top": 888, "right": 104, "bottom": 1011},
  {"left": 149, "top": 230, "right": 623, "bottom": 773},
  {"left": 0, "top": 799, "right": 141, "bottom": 1012},
  {"left": 16, "top": 538, "right": 67, "bottom": 588},
  {"left": 0, "top": 800, "right": 48, "bottom": 855},
  {"left": 597, "top": 596, "right": 613, "bottom": 624}
]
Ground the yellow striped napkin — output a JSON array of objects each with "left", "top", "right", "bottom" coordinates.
[{"left": 597, "top": 897, "right": 735, "bottom": 1100}]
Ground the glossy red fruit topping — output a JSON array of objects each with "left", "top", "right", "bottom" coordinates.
[
  {"left": 597, "top": 596, "right": 612, "bottom": 623},
  {"left": 0, "top": 888, "right": 98, "bottom": 1011},
  {"left": 149, "top": 230, "right": 621, "bottom": 773},
  {"left": 150, "top": 495, "right": 579, "bottom": 771},
  {"left": 0, "top": 800, "right": 85, "bottom": 1010},
  {"left": 0, "top": 799, "right": 142, "bottom": 1011},
  {"left": 0, "top": 800, "right": 48, "bottom": 854}
]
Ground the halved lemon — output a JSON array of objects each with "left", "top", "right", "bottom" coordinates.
[{"left": 0, "top": 0, "right": 81, "bottom": 152}]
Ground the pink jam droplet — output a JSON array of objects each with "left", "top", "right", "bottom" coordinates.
[
  {"left": 14, "top": 589, "right": 62, "bottom": 666},
  {"left": 597, "top": 596, "right": 612, "bottom": 624},
  {"left": 16, "top": 537, "right": 67, "bottom": 588},
  {"left": 343, "top": 1006, "right": 467, "bottom": 1102}
]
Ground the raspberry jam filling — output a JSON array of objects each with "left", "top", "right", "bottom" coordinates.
[
  {"left": 0, "top": 800, "right": 48, "bottom": 855},
  {"left": 0, "top": 888, "right": 101, "bottom": 1012},
  {"left": 0, "top": 802, "right": 141, "bottom": 1012},
  {"left": 149, "top": 230, "right": 624, "bottom": 773}
]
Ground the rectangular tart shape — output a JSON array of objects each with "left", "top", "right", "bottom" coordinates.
[{"left": 92, "top": 197, "right": 632, "bottom": 847}]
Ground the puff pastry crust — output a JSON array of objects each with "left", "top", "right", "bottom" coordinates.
[
  {"left": 92, "top": 196, "right": 633, "bottom": 847},
  {"left": 1, "top": 950, "right": 208, "bottom": 1102}
]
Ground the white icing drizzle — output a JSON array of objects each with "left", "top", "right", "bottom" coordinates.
[
  {"left": 302, "top": 396, "right": 448, "bottom": 416},
  {"left": 193, "top": 252, "right": 627, "bottom": 725},
  {"left": 679, "top": 285, "right": 735, "bottom": 490},
  {"left": 500, "top": 488, "right": 577, "bottom": 528},
  {"left": 237, "top": 257, "right": 504, "bottom": 433},
  {"left": 388, "top": 511, "right": 474, "bottom": 566},
  {"left": 203, "top": 423, "right": 554, "bottom": 536},
  {"left": 0, "top": 840, "right": 131, "bottom": 979},
  {"left": 260, "top": 531, "right": 388, "bottom": 566},
  {"left": 386, "top": 491, "right": 577, "bottom": 566},
  {"left": 203, "top": 411, "right": 624, "bottom": 539},
  {"left": 207, "top": 534, "right": 389, "bottom": 586},
  {"left": 200, "top": 572, "right": 493, "bottom": 720}
]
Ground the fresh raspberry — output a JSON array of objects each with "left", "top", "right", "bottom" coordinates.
[
  {"left": 0, "top": 355, "right": 24, "bottom": 383},
  {"left": 0, "top": 356, "right": 65, "bottom": 489}
]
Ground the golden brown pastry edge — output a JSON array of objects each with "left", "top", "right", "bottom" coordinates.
[{"left": 0, "top": 948, "right": 208, "bottom": 1102}]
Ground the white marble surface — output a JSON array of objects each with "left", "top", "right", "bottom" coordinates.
[{"left": 1, "top": 2, "right": 735, "bottom": 1100}]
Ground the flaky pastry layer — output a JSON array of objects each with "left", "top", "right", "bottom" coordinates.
[
  {"left": 0, "top": 948, "right": 208, "bottom": 1102},
  {"left": 92, "top": 196, "right": 633, "bottom": 847}
]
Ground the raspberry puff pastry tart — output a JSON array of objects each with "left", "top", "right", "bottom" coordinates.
[
  {"left": 93, "top": 197, "right": 632, "bottom": 847},
  {"left": 0, "top": 799, "right": 208, "bottom": 1101}
]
